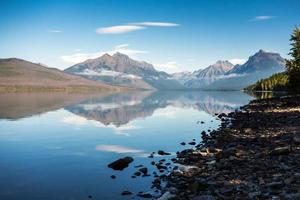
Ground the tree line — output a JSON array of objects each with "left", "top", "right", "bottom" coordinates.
[{"left": 248, "top": 27, "right": 300, "bottom": 92}]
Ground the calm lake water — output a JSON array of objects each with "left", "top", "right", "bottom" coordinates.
[{"left": 0, "top": 91, "right": 254, "bottom": 200}]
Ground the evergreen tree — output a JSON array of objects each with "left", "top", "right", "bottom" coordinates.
[{"left": 286, "top": 27, "right": 300, "bottom": 90}]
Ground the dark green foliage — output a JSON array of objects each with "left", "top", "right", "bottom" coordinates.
[
  {"left": 247, "top": 27, "right": 300, "bottom": 92},
  {"left": 246, "top": 72, "right": 289, "bottom": 91},
  {"left": 286, "top": 27, "right": 300, "bottom": 91}
]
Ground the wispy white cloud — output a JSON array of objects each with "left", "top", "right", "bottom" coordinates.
[
  {"left": 96, "top": 25, "right": 146, "bottom": 34},
  {"left": 131, "top": 22, "right": 180, "bottom": 27},
  {"left": 61, "top": 53, "right": 97, "bottom": 64},
  {"left": 229, "top": 58, "right": 246, "bottom": 65},
  {"left": 61, "top": 44, "right": 147, "bottom": 64},
  {"left": 251, "top": 16, "right": 275, "bottom": 21},
  {"left": 216, "top": 73, "right": 246, "bottom": 80},
  {"left": 154, "top": 61, "right": 182, "bottom": 73},
  {"left": 48, "top": 30, "right": 62, "bottom": 33},
  {"left": 114, "top": 44, "right": 130, "bottom": 49},
  {"left": 96, "top": 21, "right": 179, "bottom": 34},
  {"left": 95, "top": 145, "right": 143, "bottom": 154}
]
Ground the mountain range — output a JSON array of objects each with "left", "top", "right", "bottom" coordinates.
[
  {"left": 64, "top": 52, "right": 184, "bottom": 90},
  {"left": 173, "top": 49, "right": 285, "bottom": 90},
  {"left": 0, "top": 49, "right": 286, "bottom": 91}
]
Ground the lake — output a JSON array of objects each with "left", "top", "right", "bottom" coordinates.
[{"left": 0, "top": 91, "right": 254, "bottom": 200}]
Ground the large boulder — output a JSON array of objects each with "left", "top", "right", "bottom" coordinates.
[{"left": 108, "top": 156, "right": 134, "bottom": 170}]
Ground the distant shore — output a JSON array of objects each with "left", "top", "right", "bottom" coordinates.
[
  {"left": 0, "top": 85, "right": 124, "bottom": 93},
  {"left": 160, "top": 95, "right": 300, "bottom": 199}
]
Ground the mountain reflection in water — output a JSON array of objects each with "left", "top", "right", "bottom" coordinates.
[
  {"left": 0, "top": 90, "right": 256, "bottom": 200},
  {"left": 0, "top": 91, "right": 253, "bottom": 126}
]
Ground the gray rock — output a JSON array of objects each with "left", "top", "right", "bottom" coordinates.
[
  {"left": 158, "top": 150, "right": 171, "bottom": 155},
  {"left": 121, "top": 191, "right": 132, "bottom": 195},
  {"left": 157, "top": 192, "right": 175, "bottom": 200},
  {"left": 139, "top": 167, "right": 148, "bottom": 175},
  {"left": 107, "top": 156, "right": 133, "bottom": 170},
  {"left": 293, "top": 135, "right": 300, "bottom": 143},
  {"left": 192, "top": 195, "right": 216, "bottom": 200}
]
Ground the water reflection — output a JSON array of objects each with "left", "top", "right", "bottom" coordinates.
[
  {"left": 0, "top": 92, "right": 112, "bottom": 120},
  {"left": 0, "top": 91, "right": 253, "bottom": 125},
  {"left": 245, "top": 91, "right": 289, "bottom": 99},
  {"left": 0, "top": 91, "right": 255, "bottom": 200},
  {"left": 66, "top": 91, "right": 253, "bottom": 126}
]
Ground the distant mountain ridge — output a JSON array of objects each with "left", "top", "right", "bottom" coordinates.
[
  {"left": 64, "top": 52, "right": 184, "bottom": 90},
  {"left": 173, "top": 49, "right": 285, "bottom": 90},
  {"left": 227, "top": 50, "right": 285, "bottom": 74},
  {"left": 194, "top": 60, "right": 234, "bottom": 79}
]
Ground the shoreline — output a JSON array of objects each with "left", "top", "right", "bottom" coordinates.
[{"left": 159, "top": 95, "right": 300, "bottom": 199}]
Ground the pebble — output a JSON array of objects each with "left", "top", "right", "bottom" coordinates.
[
  {"left": 121, "top": 191, "right": 132, "bottom": 195},
  {"left": 139, "top": 167, "right": 148, "bottom": 175},
  {"left": 158, "top": 150, "right": 171, "bottom": 155},
  {"left": 110, "top": 175, "right": 116, "bottom": 179}
]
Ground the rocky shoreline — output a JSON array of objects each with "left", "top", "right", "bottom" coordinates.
[{"left": 159, "top": 95, "right": 300, "bottom": 200}]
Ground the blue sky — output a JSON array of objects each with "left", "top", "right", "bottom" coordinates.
[{"left": 0, "top": 0, "right": 299, "bottom": 73}]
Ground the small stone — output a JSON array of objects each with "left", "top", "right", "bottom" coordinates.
[
  {"left": 110, "top": 175, "right": 116, "bottom": 179},
  {"left": 229, "top": 156, "right": 237, "bottom": 161},
  {"left": 121, "top": 191, "right": 132, "bottom": 195},
  {"left": 244, "top": 128, "right": 252, "bottom": 134},
  {"left": 259, "top": 177, "right": 265, "bottom": 185},
  {"left": 284, "top": 177, "right": 294, "bottom": 185},
  {"left": 271, "top": 146, "right": 290, "bottom": 155},
  {"left": 157, "top": 191, "right": 175, "bottom": 200},
  {"left": 293, "top": 135, "right": 300, "bottom": 144},
  {"left": 192, "top": 195, "right": 216, "bottom": 200},
  {"left": 158, "top": 150, "right": 171, "bottom": 155},
  {"left": 156, "top": 164, "right": 167, "bottom": 170},
  {"left": 107, "top": 156, "right": 134, "bottom": 170},
  {"left": 249, "top": 191, "right": 261, "bottom": 198},
  {"left": 134, "top": 171, "right": 142, "bottom": 176},
  {"left": 188, "top": 142, "right": 196, "bottom": 145},
  {"left": 137, "top": 192, "right": 153, "bottom": 198},
  {"left": 266, "top": 181, "right": 283, "bottom": 189},
  {"left": 180, "top": 142, "right": 186, "bottom": 145},
  {"left": 139, "top": 167, "right": 148, "bottom": 175}
]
